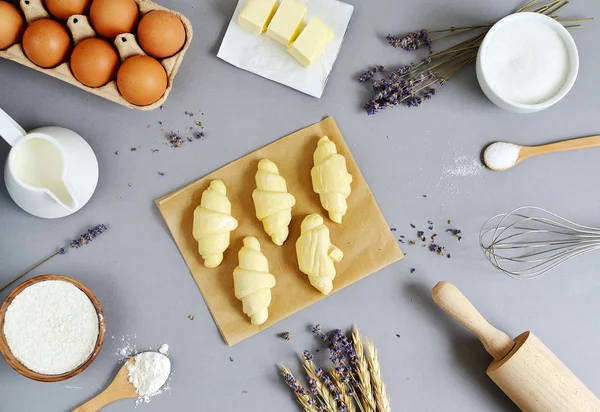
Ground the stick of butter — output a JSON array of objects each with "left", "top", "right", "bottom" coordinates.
[
  {"left": 238, "top": 0, "right": 279, "bottom": 35},
  {"left": 289, "top": 17, "right": 334, "bottom": 67},
  {"left": 266, "top": 0, "right": 307, "bottom": 46}
]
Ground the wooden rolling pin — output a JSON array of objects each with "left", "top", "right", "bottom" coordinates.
[{"left": 432, "top": 281, "right": 600, "bottom": 412}]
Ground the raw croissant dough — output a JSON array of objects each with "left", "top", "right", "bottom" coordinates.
[
  {"left": 252, "top": 159, "right": 296, "bottom": 245},
  {"left": 311, "top": 136, "right": 353, "bottom": 224},
  {"left": 296, "top": 214, "right": 343, "bottom": 295},
  {"left": 233, "top": 236, "right": 276, "bottom": 325},
  {"left": 192, "top": 180, "right": 238, "bottom": 268}
]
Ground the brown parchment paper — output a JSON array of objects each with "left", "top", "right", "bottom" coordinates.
[{"left": 155, "top": 117, "right": 403, "bottom": 346}]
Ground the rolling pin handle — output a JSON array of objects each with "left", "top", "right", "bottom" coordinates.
[{"left": 432, "top": 281, "right": 515, "bottom": 360}]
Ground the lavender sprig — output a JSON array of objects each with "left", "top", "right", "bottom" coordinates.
[
  {"left": 357, "top": 66, "right": 385, "bottom": 83},
  {"left": 386, "top": 30, "right": 431, "bottom": 52},
  {"left": 60, "top": 224, "right": 108, "bottom": 254},
  {"left": 281, "top": 366, "right": 317, "bottom": 412},
  {"left": 0, "top": 224, "right": 109, "bottom": 293}
]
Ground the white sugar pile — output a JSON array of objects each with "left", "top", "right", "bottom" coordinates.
[
  {"left": 485, "top": 20, "right": 569, "bottom": 104},
  {"left": 127, "top": 345, "right": 171, "bottom": 404},
  {"left": 484, "top": 142, "right": 521, "bottom": 170},
  {"left": 3, "top": 280, "right": 99, "bottom": 375}
]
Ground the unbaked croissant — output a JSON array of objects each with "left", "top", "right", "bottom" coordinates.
[
  {"left": 252, "top": 159, "right": 296, "bottom": 246},
  {"left": 233, "top": 236, "right": 276, "bottom": 325},
  {"left": 311, "top": 136, "right": 353, "bottom": 224},
  {"left": 192, "top": 180, "right": 238, "bottom": 268},
  {"left": 296, "top": 214, "right": 343, "bottom": 295}
]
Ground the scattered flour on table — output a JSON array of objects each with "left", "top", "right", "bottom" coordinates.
[
  {"left": 3, "top": 280, "right": 99, "bottom": 375},
  {"left": 127, "top": 346, "right": 171, "bottom": 405},
  {"left": 112, "top": 334, "right": 138, "bottom": 360}
]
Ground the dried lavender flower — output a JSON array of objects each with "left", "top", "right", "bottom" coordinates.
[
  {"left": 307, "top": 375, "right": 318, "bottom": 396},
  {"left": 168, "top": 132, "right": 184, "bottom": 148},
  {"left": 406, "top": 96, "right": 422, "bottom": 108},
  {"left": 429, "top": 243, "right": 447, "bottom": 255},
  {"left": 0, "top": 224, "right": 109, "bottom": 293},
  {"left": 422, "top": 88, "right": 437, "bottom": 100},
  {"left": 358, "top": 65, "right": 385, "bottom": 83},
  {"left": 68, "top": 224, "right": 108, "bottom": 249},
  {"left": 387, "top": 29, "right": 431, "bottom": 51}
]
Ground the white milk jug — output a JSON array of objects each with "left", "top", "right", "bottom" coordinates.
[{"left": 0, "top": 108, "right": 98, "bottom": 218}]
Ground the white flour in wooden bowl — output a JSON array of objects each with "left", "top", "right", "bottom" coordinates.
[{"left": 3, "top": 280, "right": 99, "bottom": 375}]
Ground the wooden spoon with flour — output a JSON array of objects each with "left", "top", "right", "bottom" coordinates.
[{"left": 72, "top": 350, "right": 171, "bottom": 411}]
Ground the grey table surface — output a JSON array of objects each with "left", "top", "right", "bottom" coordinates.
[{"left": 1, "top": 0, "right": 600, "bottom": 411}]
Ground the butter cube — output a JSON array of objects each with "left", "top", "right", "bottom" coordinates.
[
  {"left": 266, "top": 0, "right": 307, "bottom": 46},
  {"left": 289, "top": 17, "right": 334, "bottom": 67},
  {"left": 238, "top": 0, "right": 279, "bottom": 35}
]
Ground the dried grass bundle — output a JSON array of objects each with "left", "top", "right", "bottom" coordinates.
[{"left": 281, "top": 325, "right": 391, "bottom": 411}]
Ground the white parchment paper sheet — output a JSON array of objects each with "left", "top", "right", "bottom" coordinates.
[{"left": 217, "top": 0, "right": 354, "bottom": 98}]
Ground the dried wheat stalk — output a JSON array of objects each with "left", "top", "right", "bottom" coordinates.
[
  {"left": 352, "top": 326, "right": 377, "bottom": 412},
  {"left": 366, "top": 340, "right": 391, "bottom": 412}
]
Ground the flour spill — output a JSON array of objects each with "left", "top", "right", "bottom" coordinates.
[{"left": 112, "top": 334, "right": 138, "bottom": 361}]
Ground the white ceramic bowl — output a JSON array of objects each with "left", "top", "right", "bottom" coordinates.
[{"left": 476, "top": 12, "right": 579, "bottom": 113}]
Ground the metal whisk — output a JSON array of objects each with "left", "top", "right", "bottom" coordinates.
[{"left": 480, "top": 206, "right": 600, "bottom": 280}]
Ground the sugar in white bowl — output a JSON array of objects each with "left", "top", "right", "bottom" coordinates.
[
  {"left": 3, "top": 280, "right": 99, "bottom": 375},
  {"left": 477, "top": 12, "right": 579, "bottom": 113},
  {"left": 485, "top": 21, "right": 569, "bottom": 104}
]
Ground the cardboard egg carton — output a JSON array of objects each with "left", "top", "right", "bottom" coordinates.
[{"left": 0, "top": 0, "right": 193, "bottom": 110}]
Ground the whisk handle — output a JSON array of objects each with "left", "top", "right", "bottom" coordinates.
[{"left": 432, "top": 281, "right": 515, "bottom": 360}]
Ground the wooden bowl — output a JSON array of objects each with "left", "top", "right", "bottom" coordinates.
[{"left": 0, "top": 274, "right": 106, "bottom": 382}]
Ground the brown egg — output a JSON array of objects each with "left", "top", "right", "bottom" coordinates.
[
  {"left": 89, "top": 0, "right": 138, "bottom": 40},
  {"left": 0, "top": 1, "right": 25, "bottom": 50},
  {"left": 137, "top": 10, "right": 185, "bottom": 59},
  {"left": 22, "top": 19, "right": 72, "bottom": 68},
  {"left": 117, "top": 55, "right": 167, "bottom": 106},
  {"left": 44, "top": 0, "right": 92, "bottom": 21},
  {"left": 70, "top": 37, "right": 119, "bottom": 87}
]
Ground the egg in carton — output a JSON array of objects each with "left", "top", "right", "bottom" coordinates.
[{"left": 0, "top": 0, "right": 193, "bottom": 110}]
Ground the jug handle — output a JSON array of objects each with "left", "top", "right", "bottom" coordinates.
[{"left": 0, "top": 108, "right": 27, "bottom": 146}]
